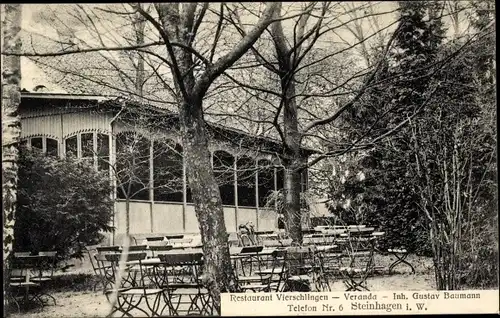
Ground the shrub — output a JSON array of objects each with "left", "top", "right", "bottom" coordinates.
[{"left": 14, "top": 147, "right": 114, "bottom": 261}]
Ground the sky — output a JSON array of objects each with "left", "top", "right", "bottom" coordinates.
[{"left": 15, "top": 2, "right": 473, "bottom": 93}]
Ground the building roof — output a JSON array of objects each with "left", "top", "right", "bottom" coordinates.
[
  {"left": 20, "top": 92, "right": 317, "bottom": 157},
  {"left": 20, "top": 31, "right": 317, "bottom": 156}
]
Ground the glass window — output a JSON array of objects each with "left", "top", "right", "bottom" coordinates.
[
  {"left": 276, "top": 166, "right": 285, "bottom": 192},
  {"left": 81, "top": 133, "right": 94, "bottom": 158},
  {"left": 237, "top": 156, "right": 256, "bottom": 207},
  {"left": 301, "top": 169, "right": 308, "bottom": 193},
  {"left": 31, "top": 137, "right": 43, "bottom": 150},
  {"left": 97, "top": 133, "right": 110, "bottom": 172},
  {"left": 46, "top": 138, "right": 58, "bottom": 156},
  {"left": 19, "top": 139, "right": 28, "bottom": 149},
  {"left": 65, "top": 136, "right": 77, "bottom": 157},
  {"left": 153, "top": 139, "right": 183, "bottom": 202},
  {"left": 257, "top": 159, "right": 274, "bottom": 207},
  {"left": 213, "top": 151, "right": 235, "bottom": 205},
  {"left": 116, "top": 132, "right": 150, "bottom": 200}
]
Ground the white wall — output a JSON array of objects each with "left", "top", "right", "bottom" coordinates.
[{"left": 113, "top": 201, "right": 277, "bottom": 238}]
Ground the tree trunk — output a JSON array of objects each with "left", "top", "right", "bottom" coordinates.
[
  {"left": 284, "top": 163, "right": 303, "bottom": 244},
  {"left": 134, "top": 5, "right": 145, "bottom": 97},
  {"left": 282, "top": 82, "right": 304, "bottom": 245},
  {"left": 2, "top": 3, "right": 22, "bottom": 311},
  {"left": 180, "top": 98, "right": 237, "bottom": 314},
  {"left": 270, "top": 3, "right": 304, "bottom": 245},
  {"left": 150, "top": 4, "right": 278, "bottom": 313},
  {"left": 125, "top": 198, "right": 130, "bottom": 237}
]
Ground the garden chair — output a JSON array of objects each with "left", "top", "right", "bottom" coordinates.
[
  {"left": 30, "top": 251, "right": 57, "bottom": 306},
  {"left": 94, "top": 253, "right": 119, "bottom": 293},
  {"left": 5, "top": 261, "right": 22, "bottom": 314},
  {"left": 243, "top": 250, "right": 288, "bottom": 292},
  {"left": 10, "top": 252, "right": 33, "bottom": 283},
  {"left": 157, "top": 252, "right": 212, "bottom": 316},
  {"left": 318, "top": 244, "right": 344, "bottom": 278},
  {"left": 283, "top": 247, "right": 315, "bottom": 292},
  {"left": 237, "top": 231, "right": 254, "bottom": 247},
  {"left": 8, "top": 255, "right": 44, "bottom": 310},
  {"left": 85, "top": 245, "right": 113, "bottom": 292},
  {"left": 233, "top": 246, "right": 265, "bottom": 277},
  {"left": 100, "top": 252, "right": 167, "bottom": 317},
  {"left": 338, "top": 236, "right": 376, "bottom": 291},
  {"left": 306, "top": 246, "right": 331, "bottom": 291}
]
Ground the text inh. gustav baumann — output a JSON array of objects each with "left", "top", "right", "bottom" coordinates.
[{"left": 222, "top": 290, "right": 497, "bottom": 316}]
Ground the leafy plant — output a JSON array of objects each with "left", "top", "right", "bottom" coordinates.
[
  {"left": 263, "top": 189, "right": 315, "bottom": 230},
  {"left": 14, "top": 147, "right": 114, "bottom": 261}
]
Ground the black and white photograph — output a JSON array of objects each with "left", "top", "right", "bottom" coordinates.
[{"left": 1, "top": 1, "right": 497, "bottom": 317}]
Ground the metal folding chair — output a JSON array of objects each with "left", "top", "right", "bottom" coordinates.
[
  {"left": 243, "top": 250, "right": 288, "bottom": 292},
  {"left": 85, "top": 246, "right": 113, "bottom": 292},
  {"left": 283, "top": 247, "right": 315, "bottom": 292},
  {"left": 30, "top": 251, "right": 57, "bottom": 306},
  {"left": 157, "top": 252, "right": 212, "bottom": 316},
  {"left": 233, "top": 246, "right": 264, "bottom": 278},
  {"left": 338, "top": 236, "right": 376, "bottom": 291},
  {"left": 306, "top": 246, "right": 331, "bottom": 291},
  {"left": 101, "top": 252, "right": 167, "bottom": 317},
  {"left": 8, "top": 255, "right": 44, "bottom": 310}
]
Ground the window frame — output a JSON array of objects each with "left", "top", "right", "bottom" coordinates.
[
  {"left": 23, "top": 136, "right": 60, "bottom": 156},
  {"left": 213, "top": 150, "right": 236, "bottom": 206},
  {"left": 64, "top": 131, "right": 110, "bottom": 171}
]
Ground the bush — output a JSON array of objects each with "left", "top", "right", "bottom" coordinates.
[{"left": 14, "top": 147, "right": 114, "bottom": 261}]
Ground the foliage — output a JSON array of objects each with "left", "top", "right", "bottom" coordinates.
[
  {"left": 263, "top": 189, "right": 315, "bottom": 229},
  {"left": 14, "top": 147, "right": 114, "bottom": 261},
  {"left": 330, "top": 0, "right": 497, "bottom": 288},
  {"left": 329, "top": 1, "right": 446, "bottom": 255}
]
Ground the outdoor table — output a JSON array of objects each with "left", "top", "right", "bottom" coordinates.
[
  {"left": 10, "top": 255, "right": 47, "bottom": 308},
  {"left": 347, "top": 227, "right": 375, "bottom": 236},
  {"left": 388, "top": 248, "right": 415, "bottom": 274},
  {"left": 96, "top": 245, "right": 122, "bottom": 253},
  {"left": 348, "top": 225, "right": 366, "bottom": 229},
  {"left": 304, "top": 234, "right": 337, "bottom": 245},
  {"left": 230, "top": 247, "right": 276, "bottom": 277},
  {"left": 165, "top": 234, "right": 184, "bottom": 240},
  {"left": 262, "top": 238, "right": 292, "bottom": 248},
  {"left": 257, "top": 233, "right": 279, "bottom": 240},
  {"left": 230, "top": 247, "right": 276, "bottom": 257},
  {"left": 314, "top": 245, "right": 339, "bottom": 253},
  {"left": 254, "top": 230, "right": 275, "bottom": 235},
  {"left": 12, "top": 255, "right": 49, "bottom": 283},
  {"left": 125, "top": 251, "right": 204, "bottom": 290},
  {"left": 320, "top": 229, "right": 347, "bottom": 235},
  {"left": 301, "top": 229, "right": 318, "bottom": 235}
]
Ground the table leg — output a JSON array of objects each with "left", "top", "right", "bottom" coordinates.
[{"left": 389, "top": 253, "right": 415, "bottom": 274}]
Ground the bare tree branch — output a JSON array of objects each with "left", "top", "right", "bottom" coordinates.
[
  {"left": 302, "top": 22, "right": 401, "bottom": 133},
  {"left": 3, "top": 41, "right": 164, "bottom": 56},
  {"left": 194, "top": 2, "right": 280, "bottom": 97}
]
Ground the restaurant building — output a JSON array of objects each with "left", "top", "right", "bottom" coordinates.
[{"left": 19, "top": 90, "right": 311, "bottom": 243}]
